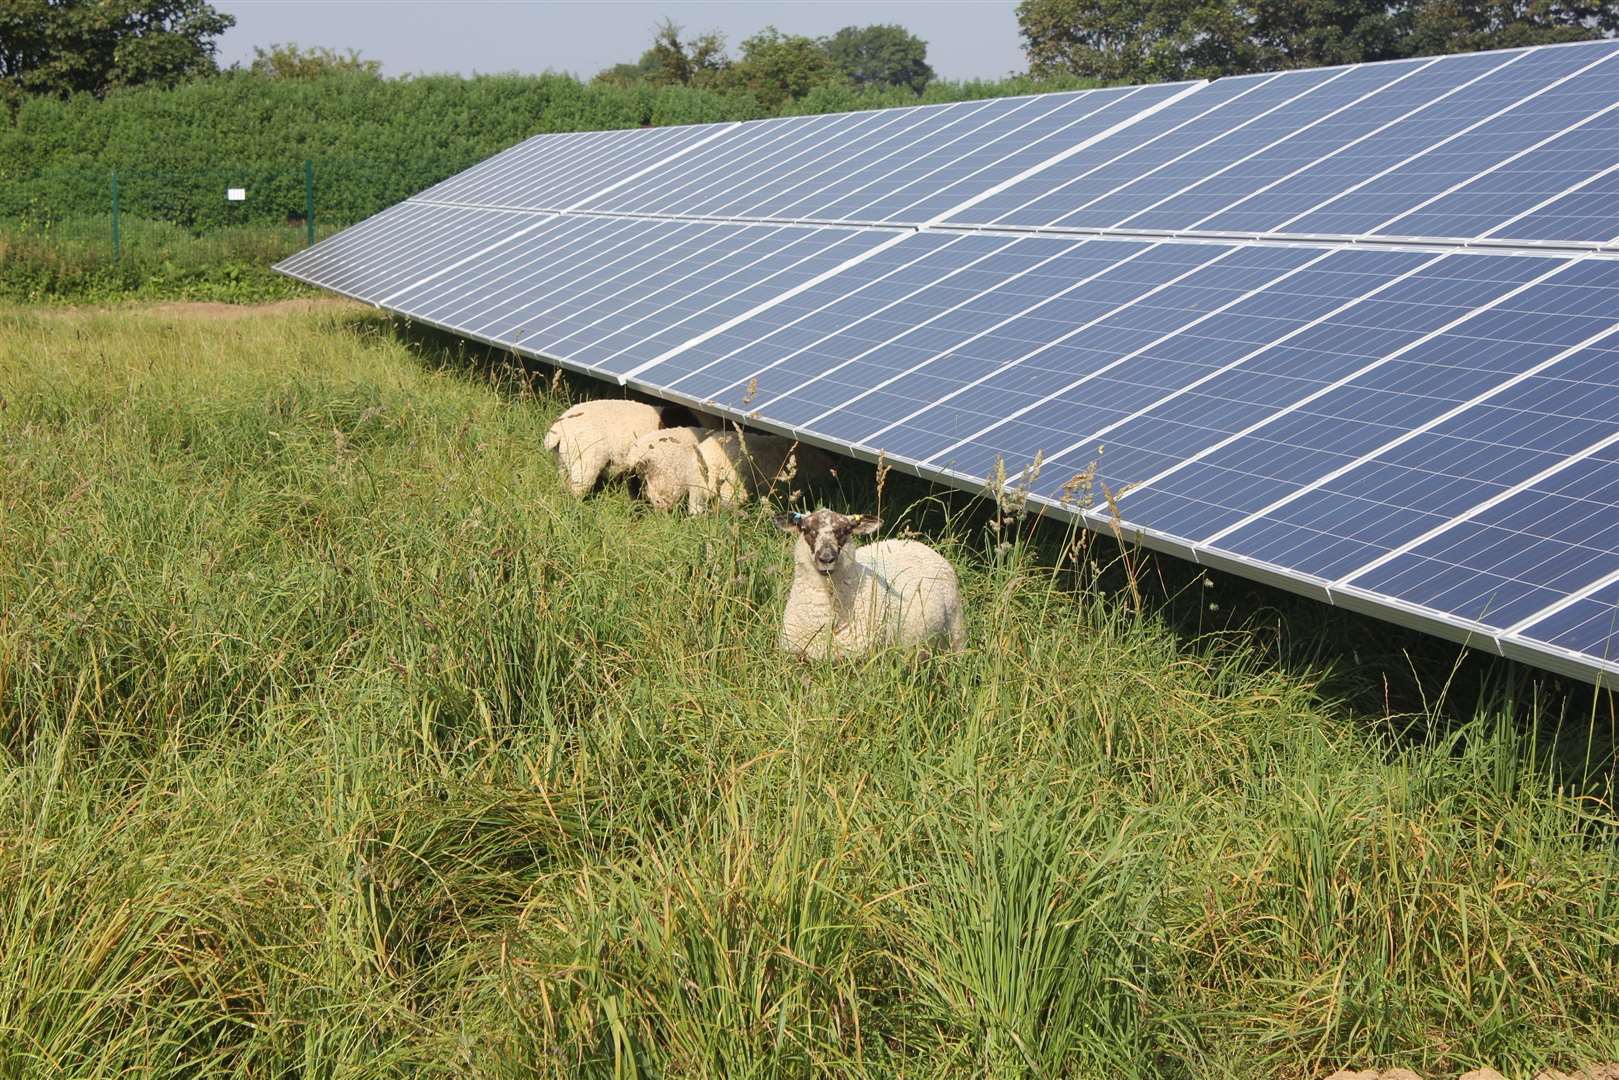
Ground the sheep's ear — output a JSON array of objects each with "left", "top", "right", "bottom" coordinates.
[
  {"left": 852, "top": 515, "right": 881, "bottom": 535},
  {"left": 773, "top": 512, "right": 801, "bottom": 533}
]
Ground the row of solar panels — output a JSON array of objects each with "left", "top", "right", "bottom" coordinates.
[
  {"left": 278, "top": 39, "right": 1619, "bottom": 683},
  {"left": 409, "top": 40, "right": 1619, "bottom": 248}
]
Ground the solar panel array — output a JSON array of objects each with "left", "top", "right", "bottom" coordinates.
[{"left": 277, "top": 40, "right": 1619, "bottom": 684}]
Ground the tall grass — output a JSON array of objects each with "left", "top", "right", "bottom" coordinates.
[
  {"left": 0, "top": 216, "right": 323, "bottom": 302},
  {"left": 1, "top": 303, "right": 1616, "bottom": 1076}
]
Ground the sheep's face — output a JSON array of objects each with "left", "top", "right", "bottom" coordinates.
[{"left": 775, "top": 509, "right": 880, "bottom": 575}]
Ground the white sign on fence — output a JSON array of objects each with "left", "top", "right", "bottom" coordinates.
[{"left": 227, "top": 188, "right": 246, "bottom": 202}]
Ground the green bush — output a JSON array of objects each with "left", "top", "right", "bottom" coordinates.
[
  {"left": 0, "top": 216, "right": 318, "bottom": 301},
  {"left": 0, "top": 72, "right": 759, "bottom": 231},
  {"left": 0, "top": 69, "right": 1096, "bottom": 233}
]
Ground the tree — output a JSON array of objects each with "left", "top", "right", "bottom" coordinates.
[
  {"left": 1017, "top": 0, "right": 1258, "bottom": 81},
  {"left": 1248, "top": 0, "right": 1403, "bottom": 69},
  {"left": 248, "top": 42, "right": 381, "bottom": 80},
  {"left": 823, "top": 24, "right": 934, "bottom": 92},
  {"left": 593, "top": 19, "right": 730, "bottom": 89},
  {"left": 640, "top": 17, "right": 693, "bottom": 85},
  {"left": 725, "top": 27, "right": 845, "bottom": 109},
  {"left": 1016, "top": 0, "right": 1615, "bottom": 81},
  {"left": 0, "top": 0, "right": 235, "bottom": 98},
  {"left": 1399, "top": 0, "right": 1618, "bottom": 56}
]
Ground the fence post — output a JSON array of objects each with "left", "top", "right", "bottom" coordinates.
[
  {"left": 305, "top": 159, "right": 315, "bottom": 247},
  {"left": 110, "top": 170, "right": 121, "bottom": 267}
]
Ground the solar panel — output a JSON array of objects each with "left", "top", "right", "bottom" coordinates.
[
  {"left": 944, "top": 40, "right": 1619, "bottom": 246},
  {"left": 1521, "top": 578, "right": 1619, "bottom": 666},
  {"left": 575, "top": 83, "right": 1200, "bottom": 225},
  {"left": 378, "top": 215, "right": 902, "bottom": 377},
  {"left": 275, "top": 202, "right": 552, "bottom": 303},
  {"left": 411, "top": 121, "right": 738, "bottom": 212},
  {"left": 277, "top": 40, "right": 1619, "bottom": 684}
]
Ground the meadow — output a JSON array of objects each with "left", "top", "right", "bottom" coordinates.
[
  {"left": 2, "top": 301, "right": 1617, "bottom": 1078},
  {"left": 0, "top": 217, "right": 324, "bottom": 304}
]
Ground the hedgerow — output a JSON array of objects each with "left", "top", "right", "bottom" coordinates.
[{"left": 0, "top": 69, "right": 1097, "bottom": 232}]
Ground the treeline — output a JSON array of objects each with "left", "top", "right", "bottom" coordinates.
[
  {"left": 0, "top": 68, "right": 1094, "bottom": 232},
  {"left": 1017, "top": 0, "right": 1618, "bottom": 81},
  {"left": 593, "top": 21, "right": 937, "bottom": 108}
]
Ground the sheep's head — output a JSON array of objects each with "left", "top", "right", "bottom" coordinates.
[{"left": 774, "top": 509, "right": 880, "bottom": 575}]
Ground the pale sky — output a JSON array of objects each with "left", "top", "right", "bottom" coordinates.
[{"left": 211, "top": 1, "right": 1030, "bottom": 83}]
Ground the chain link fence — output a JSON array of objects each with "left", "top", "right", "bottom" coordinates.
[{"left": 1, "top": 160, "right": 463, "bottom": 298}]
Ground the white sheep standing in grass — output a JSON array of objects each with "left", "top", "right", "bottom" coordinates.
[
  {"left": 622, "top": 426, "right": 706, "bottom": 511},
  {"left": 542, "top": 400, "right": 665, "bottom": 497},
  {"left": 775, "top": 509, "right": 966, "bottom": 659},
  {"left": 685, "top": 431, "right": 831, "bottom": 515}
]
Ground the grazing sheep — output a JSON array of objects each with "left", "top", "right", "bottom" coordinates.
[
  {"left": 686, "top": 432, "right": 831, "bottom": 514},
  {"left": 542, "top": 400, "right": 664, "bottom": 496},
  {"left": 623, "top": 426, "right": 705, "bottom": 511},
  {"left": 774, "top": 509, "right": 966, "bottom": 659}
]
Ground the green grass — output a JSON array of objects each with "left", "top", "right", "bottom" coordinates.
[
  {"left": 0, "top": 217, "right": 325, "bottom": 303},
  {"left": 1, "top": 303, "right": 1617, "bottom": 1077}
]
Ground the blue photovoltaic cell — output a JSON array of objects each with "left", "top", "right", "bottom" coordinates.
[
  {"left": 383, "top": 215, "right": 894, "bottom": 377},
  {"left": 803, "top": 244, "right": 1322, "bottom": 454},
  {"left": 1126, "top": 45, "right": 1617, "bottom": 237},
  {"left": 725, "top": 238, "right": 1203, "bottom": 428},
  {"left": 945, "top": 54, "right": 1454, "bottom": 231},
  {"left": 1501, "top": 166, "right": 1619, "bottom": 244},
  {"left": 663, "top": 235, "right": 1190, "bottom": 416},
  {"left": 944, "top": 41, "right": 1619, "bottom": 247},
  {"left": 274, "top": 202, "right": 546, "bottom": 303},
  {"left": 905, "top": 246, "right": 1469, "bottom": 485},
  {"left": 1347, "top": 448, "right": 1619, "bottom": 630},
  {"left": 382, "top": 214, "right": 689, "bottom": 327},
  {"left": 642, "top": 229, "right": 971, "bottom": 388},
  {"left": 841, "top": 242, "right": 1347, "bottom": 466},
  {"left": 1520, "top": 581, "right": 1619, "bottom": 661},
  {"left": 578, "top": 83, "right": 1194, "bottom": 225},
  {"left": 1085, "top": 252, "right": 1579, "bottom": 540},
  {"left": 411, "top": 121, "right": 734, "bottom": 211},
  {"left": 651, "top": 235, "right": 1199, "bottom": 422},
  {"left": 1284, "top": 42, "right": 1619, "bottom": 239},
  {"left": 1365, "top": 107, "right": 1619, "bottom": 242},
  {"left": 1107, "top": 45, "right": 1599, "bottom": 234},
  {"left": 1206, "top": 332, "right": 1619, "bottom": 584},
  {"left": 655, "top": 231, "right": 1027, "bottom": 399},
  {"left": 941, "top": 70, "right": 1324, "bottom": 227}
]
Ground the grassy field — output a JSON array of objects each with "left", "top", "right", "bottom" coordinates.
[
  {"left": 0, "top": 218, "right": 324, "bottom": 304},
  {"left": 2, "top": 301, "right": 1617, "bottom": 1078}
]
